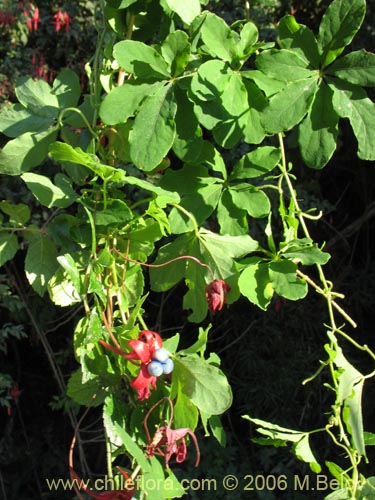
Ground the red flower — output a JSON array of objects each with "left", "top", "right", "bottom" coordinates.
[
  {"left": 6, "top": 383, "right": 22, "bottom": 416},
  {"left": 53, "top": 9, "right": 70, "bottom": 32},
  {"left": 24, "top": 5, "right": 39, "bottom": 32},
  {"left": 144, "top": 398, "right": 200, "bottom": 468},
  {"left": 205, "top": 279, "right": 231, "bottom": 313},
  {"left": 70, "top": 466, "right": 134, "bottom": 500},
  {"left": 147, "top": 426, "right": 200, "bottom": 468},
  {"left": 99, "top": 330, "right": 163, "bottom": 400}
]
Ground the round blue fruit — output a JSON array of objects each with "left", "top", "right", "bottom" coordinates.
[
  {"left": 152, "top": 348, "right": 170, "bottom": 363},
  {"left": 162, "top": 358, "right": 174, "bottom": 375},
  {"left": 147, "top": 360, "right": 164, "bottom": 377}
]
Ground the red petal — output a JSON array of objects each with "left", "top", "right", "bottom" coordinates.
[{"left": 128, "top": 339, "right": 152, "bottom": 363}]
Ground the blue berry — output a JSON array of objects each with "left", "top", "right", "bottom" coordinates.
[
  {"left": 152, "top": 348, "right": 170, "bottom": 363},
  {"left": 147, "top": 360, "right": 164, "bottom": 377},
  {"left": 162, "top": 358, "right": 174, "bottom": 375}
]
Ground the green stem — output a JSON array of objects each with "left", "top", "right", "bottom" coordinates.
[
  {"left": 170, "top": 202, "right": 200, "bottom": 236},
  {"left": 105, "top": 428, "right": 113, "bottom": 480},
  {"left": 58, "top": 108, "right": 99, "bottom": 140}
]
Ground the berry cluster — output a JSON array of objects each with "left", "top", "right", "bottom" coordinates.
[{"left": 147, "top": 348, "right": 174, "bottom": 377}]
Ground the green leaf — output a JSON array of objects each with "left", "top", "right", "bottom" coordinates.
[
  {"left": 15, "top": 77, "right": 59, "bottom": 118},
  {"left": 217, "top": 189, "right": 248, "bottom": 236},
  {"left": 67, "top": 368, "right": 107, "bottom": 407},
  {"left": 324, "top": 488, "right": 351, "bottom": 500},
  {"left": 172, "top": 382, "right": 199, "bottom": 430},
  {"left": 281, "top": 239, "right": 331, "bottom": 265},
  {"left": 212, "top": 72, "right": 249, "bottom": 148},
  {"left": 114, "top": 423, "right": 151, "bottom": 471},
  {"left": 169, "top": 183, "right": 222, "bottom": 233},
  {"left": 165, "top": 0, "right": 200, "bottom": 24},
  {"left": 327, "top": 49, "right": 375, "bottom": 87},
  {"left": 183, "top": 253, "right": 208, "bottom": 322},
  {"left": 317, "top": 0, "right": 366, "bottom": 67},
  {"left": 243, "top": 416, "right": 321, "bottom": 473},
  {"left": 161, "top": 30, "right": 190, "bottom": 77},
  {"left": 0, "top": 104, "right": 52, "bottom": 137},
  {"left": 198, "top": 228, "right": 259, "bottom": 278},
  {"left": 113, "top": 40, "right": 170, "bottom": 79},
  {"left": 190, "top": 59, "right": 229, "bottom": 103},
  {"left": 57, "top": 253, "right": 82, "bottom": 294},
  {"left": 95, "top": 199, "right": 133, "bottom": 226},
  {"left": 124, "top": 176, "right": 180, "bottom": 207},
  {"left": 328, "top": 332, "right": 366, "bottom": 456},
  {"left": 100, "top": 81, "right": 163, "bottom": 125},
  {"left": 21, "top": 172, "right": 77, "bottom": 208},
  {"left": 198, "top": 12, "right": 237, "bottom": 62},
  {"left": 149, "top": 233, "right": 192, "bottom": 291},
  {"left": 229, "top": 184, "right": 270, "bottom": 218},
  {"left": 209, "top": 415, "right": 227, "bottom": 446},
  {"left": 49, "top": 142, "right": 126, "bottom": 182},
  {"left": 242, "top": 79, "right": 267, "bottom": 144},
  {"left": 364, "top": 432, "right": 375, "bottom": 446},
  {"left": 175, "top": 356, "right": 232, "bottom": 415},
  {"left": 48, "top": 267, "right": 82, "bottom": 306},
  {"left": 262, "top": 78, "right": 318, "bottom": 133},
  {"left": 120, "top": 264, "right": 144, "bottom": 309},
  {"left": 0, "top": 129, "right": 58, "bottom": 175},
  {"left": 242, "top": 70, "right": 285, "bottom": 98},
  {"left": 130, "top": 83, "right": 177, "bottom": 170},
  {"left": 278, "top": 15, "right": 320, "bottom": 68},
  {"left": 52, "top": 69, "right": 81, "bottom": 109},
  {"left": 151, "top": 229, "right": 257, "bottom": 321},
  {"left": 298, "top": 82, "right": 339, "bottom": 169},
  {"left": 0, "top": 233, "right": 19, "bottom": 267},
  {"left": 269, "top": 260, "right": 308, "bottom": 300},
  {"left": 360, "top": 477, "right": 375, "bottom": 498},
  {"left": 180, "top": 325, "right": 209, "bottom": 357},
  {"left": 172, "top": 85, "right": 203, "bottom": 162},
  {"left": 231, "top": 146, "right": 281, "bottom": 179},
  {"left": 256, "top": 49, "right": 315, "bottom": 82},
  {"left": 126, "top": 218, "right": 163, "bottom": 260},
  {"left": 0, "top": 201, "right": 30, "bottom": 225},
  {"left": 25, "top": 234, "right": 58, "bottom": 296},
  {"left": 238, "top": 22, "right": 258, "bottom": 58},
  {"left": 239, "top": 262, "right": 273, "bottom": 310},
  {"left": 330, "top": 80, "right": 375, "bottom": 161}
]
